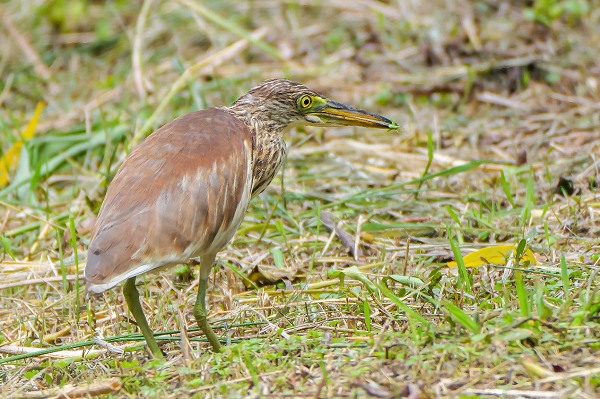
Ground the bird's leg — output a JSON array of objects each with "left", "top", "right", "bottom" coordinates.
[
  {"left": 123, "top": 277, "right": 163, "bottom": 359},
  {"left": 193, "top": 257, "right": 222, "bottom": 352}
]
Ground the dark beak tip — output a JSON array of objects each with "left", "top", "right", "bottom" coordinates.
[
  {"left": 388, "top": 120, "right": 401, "bottom": 130},
  {"left": 380, "top": 116, "right": 400, "bottom": 130},
  {"left": 362, "top": 110, "right": 398, "bottom": 130}
]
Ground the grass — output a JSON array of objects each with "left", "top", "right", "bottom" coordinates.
[{"left": 1, "top": 0, "right": 599, "bottom": 397}]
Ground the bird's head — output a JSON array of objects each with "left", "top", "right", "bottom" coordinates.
[{"left": 228, "top": 79, "right": 399, "bottom": 135}]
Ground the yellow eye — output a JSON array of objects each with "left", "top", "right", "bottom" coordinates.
[{"left": 298, "top": 95, "right": 313, "bottom": 109}]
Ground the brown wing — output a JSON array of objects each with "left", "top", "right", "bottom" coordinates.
[{"left": 85, "top": 108, "right": 253, "bottom": 294}]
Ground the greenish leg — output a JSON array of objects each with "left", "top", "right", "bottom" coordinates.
[
  {"left": 123, "top": 277, "right": 163, "bottom": 359},
  {"left": 193, "top": 272, "right": 222, "bottom": 353}
]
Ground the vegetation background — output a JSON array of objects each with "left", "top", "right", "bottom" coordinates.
[{"left": 0, "top": 0, "right": 599, "bottom": 397}]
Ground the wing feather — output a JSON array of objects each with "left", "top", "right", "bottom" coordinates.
[{"left": 85, "top": 108, "right": 253, "bottom": 293}]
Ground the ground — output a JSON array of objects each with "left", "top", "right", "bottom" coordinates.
[{"left": 0, "top": 0, "right": 599, "bottom": 398}]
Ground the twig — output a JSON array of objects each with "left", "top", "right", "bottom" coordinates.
[
  {"left": 132, "top": 0, "right": 155, "bottom": 101},
  {"left": 19, "top": 377, "right": 121, "bottom": 398},
  {"left": 367, "top": 319, "right": 391, "bottom": 357},
  {"left": 313, "top": 376, "right": 327, "bottom": 399},
  {"left": 538, "top": 366, "right": 600, "bottom": 383},
  {"left": 177, "top": 308, "right": 193, "bottom": 363},
  {"left": 461, "top": 389, "right": 565, "bottom": 398},
  {"left": 0, "top": 345, "right": 108, "bottom": 360},
  {"left": 92, "top": 337, "right": 125, "bottom": 355},
  {"left": 0, "top": 12, "right": 52, "bottom": 80},
  {"left": 402, "top": 238, "right": 411, "bottom": 276},
  {"left": 354, "top": 215, "right": 365, "bottom": 261},
  {"left": 0, "top": 275, "right": 84, "bottom": 290},
  {"left": 320, "top": 211, "right": 364, "bottom": 259},
  {"left": 0, "top": 208, "right": 10, "bottom": 232},
  {"left": 0, "top": 73, "right": 13, "bottom": 108}
]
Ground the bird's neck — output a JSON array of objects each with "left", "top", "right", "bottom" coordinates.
[{"left": 222, "top": 106, "right": 288, "bottom": 197}]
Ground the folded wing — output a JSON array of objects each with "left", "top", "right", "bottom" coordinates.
[{"left": 85, "top": 108, "right": 253, "bottom": 294}]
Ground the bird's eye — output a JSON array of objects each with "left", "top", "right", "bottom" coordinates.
[{"left": 298, "top": 95, "right": 313, "bottom": 109}]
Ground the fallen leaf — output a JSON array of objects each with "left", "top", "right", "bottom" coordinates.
[
  {"left": 447, "top": 244, "right": 538, "bottom": 268},
  {"left": 245, "top": 264, "right": 301, "bottom": 288},
  {"left": 0, "top": 102, "right": 44, "bottom": 187},
  {"left": 320, "top": 211, "right": 363, "bottom": 258}
]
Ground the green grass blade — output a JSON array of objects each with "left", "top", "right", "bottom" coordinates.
[
  {"left": 243, "top": 350, "right": 260, "bottom": 390},
  {"left": 362, "top": 299, "right": 371, "bottom": 332},
  {"left": 535, "top": 281, "right": 551, "bottom": 319},
  {"left": 0, "top": 127, "right": 127, "bottom": 198},
  {"left": 515, "top": 271, "right": 530, "bottom": 318},
  {"left": 446, "top": 205, "right": 462, "bottom": 227},
  {"left": 448, "top": 228, "right": 472, "bottom": 294},
  {"left": 560, "top": 256, "right": 570, "bottom": 300},
  {"left": 225, "top": 261, "right": 258, "bottom": 290},
  {"left": 0, "top": 236, "right": 16, "bottom": 260},
  {"left": 442, "top": 301, "right": 480, "bottom": 334},
  {"left": 270, "top": 247, "right": 285, "bottom": 269},
  {"left": 500, "top": 170, "right": 515, "bottom": 208},
  {"left": 516, "top": 238, "right": 526, "bottom": 265},
  {"left": 415, "top": 130, "right": 434, "bottom": 199},
  {"left": 378, "top": 283, "right": 429, "bottom": 326},
  {"left": 324, "top": 160, "right": 490, "bottom": 209}
]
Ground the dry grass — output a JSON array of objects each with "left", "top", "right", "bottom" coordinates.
[{"left": 1, "top": 0, "right": 599, "bottom": 398}]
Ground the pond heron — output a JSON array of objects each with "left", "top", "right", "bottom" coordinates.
[{"left": 85, "top": 79, "right": 398, "bottom": 358}]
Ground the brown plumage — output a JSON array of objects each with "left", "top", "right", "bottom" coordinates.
[
  {"left": 84, "top": 79, "right": 398, "bottom": 357},
  {"left": 86, "top": 108, "right": 253, "bottom": 293}
]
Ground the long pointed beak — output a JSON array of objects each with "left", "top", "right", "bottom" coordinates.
[{"left": 311, "top": 100, "right": 399, "bottom": 130}]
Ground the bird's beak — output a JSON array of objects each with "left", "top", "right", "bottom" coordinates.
[{"left": 310, "top": 100, "right": 399, "bottom": 130}]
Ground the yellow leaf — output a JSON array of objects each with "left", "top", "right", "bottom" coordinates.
[
  {"left": 447, "top": 244, "right": 538, "bottom": 268},
  {"left": 22, "top": 102, "right": 44, "bottom": 140},
  {"left": 0, "top": 102, "right": 44, "bottom": 187},
  {"left": 0, "top": 143, "right": 23, "bottom": 187}
]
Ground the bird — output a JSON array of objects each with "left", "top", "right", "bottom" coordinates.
[{"left": 84, "top": 78, "right": 398, "bottom": 358}]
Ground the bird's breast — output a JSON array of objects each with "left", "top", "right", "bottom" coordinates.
[{"left": 251, "top": 134, "right": 287, "bottom": 197}]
